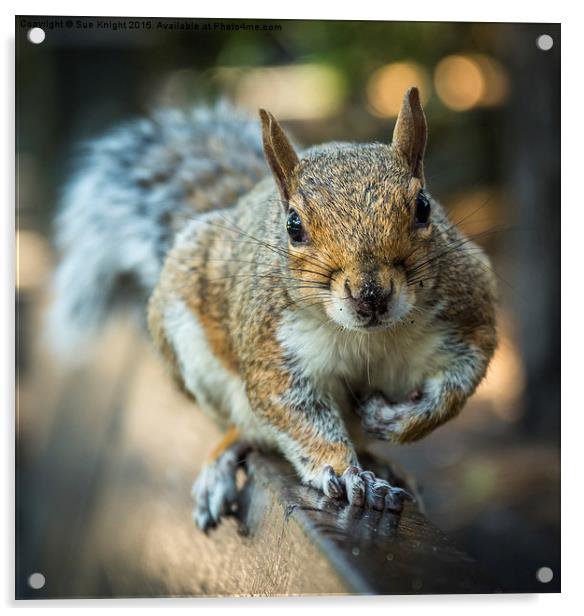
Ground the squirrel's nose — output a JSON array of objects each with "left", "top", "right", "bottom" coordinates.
[{"left": 345, "top": 278, "right": 394, "bottom": 318}]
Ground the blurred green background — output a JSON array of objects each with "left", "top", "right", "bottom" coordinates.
[{"left": 16, "top": 18, "right": 560, "bottom": 596}]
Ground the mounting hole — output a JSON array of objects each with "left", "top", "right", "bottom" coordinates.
[
  {"left": 28, "top": 572, "right": 45, "bottom": 589},
  {"left": 27, "top": 28, "right": 45, "bottom": 45},
  {"left": 536, "top": 566, "right": 554, "bottom": 583},
  {"left": 536, "top": 34, "right": 553, "bottom": 51}
]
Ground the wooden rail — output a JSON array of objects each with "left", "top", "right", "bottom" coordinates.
[{"left": 233, "top": 453, "right": 498, "bottom": 595}]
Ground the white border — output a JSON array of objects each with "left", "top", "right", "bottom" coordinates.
[{"left": 3, "top": 0, "right": 577, "bottom": 612}]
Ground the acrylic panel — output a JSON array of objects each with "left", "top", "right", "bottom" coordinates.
[{"left": 16, "top": 16, "right": 560, "bottom": 598}]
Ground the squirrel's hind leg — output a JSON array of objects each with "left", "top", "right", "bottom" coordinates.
[{"left": 191, "top": 427, "right": 251, "bottom": 531}]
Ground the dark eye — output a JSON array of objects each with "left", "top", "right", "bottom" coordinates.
[
  {"left": 415, "top": 191, "right": 431, "bottom": 227},
  {"left": 286, "top": 209, "right": 307, "bottom": 243}
]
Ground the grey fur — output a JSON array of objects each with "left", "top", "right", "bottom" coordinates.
[{"left": 48, "top": 102, "right": 267, "bottom": 356}]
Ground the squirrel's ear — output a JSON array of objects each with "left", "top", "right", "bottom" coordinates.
[
  {"left": 259, "top": 109, "right": 299, "bottom": 204},
  {"left": 392, "top": 87, "right": 427, "bottom": 183}
]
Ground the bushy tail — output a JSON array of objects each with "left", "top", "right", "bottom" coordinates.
[
  {"left": 46, "top": 102, "right": 266, "bottom": 359},
  {"left": 46, "top": 148, "right": 165, "bottom": 358}
]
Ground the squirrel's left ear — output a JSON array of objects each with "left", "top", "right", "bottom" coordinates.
[
  {"left": 259, "top": 109, "right": 299, "bottom": 206},
  {"left": 392, "top": 87, "right": 427, "bottom": 184}
]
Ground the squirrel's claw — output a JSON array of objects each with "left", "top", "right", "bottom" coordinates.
[
  {"left": 359, "top": 470, "right": 389, "bottom": 510},
  {"left": 342, "top": 466, "right": 366, "bottom": 507},
  {"left": 313, "top": 464, "right": 411, "bottom": 513},
  {"left": 320, "top": 464, "right": 345, "bottom": 499},
  {"left": 356, "top": 469, "right": 412, "bottom": 512}
]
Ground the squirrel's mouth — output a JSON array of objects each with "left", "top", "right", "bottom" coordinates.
[
  {"left": 355, "top": 317, "right": 395, "bottom": 332},
  {"left": 365, "top": 315, "right": 382, "bottom": 328},
  {"left": 324, "top": 286, "right": 413, "bottom": 332}
]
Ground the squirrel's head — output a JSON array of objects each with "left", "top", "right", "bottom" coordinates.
[{"left": 260, "top": 87, "right": 436, "bottom": 332}]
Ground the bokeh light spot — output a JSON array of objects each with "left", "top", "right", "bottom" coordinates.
[
  {"left": 434, "top": 55, "right": 484, "bottom": 111},
  {"left": 16, "top": 230, "right": 53, "bottom": 291},
  {"left": 229, "top": 64, "right": 345, "bottom": 121},
  {"left": 366, "top": 62, "right": 430, "bottom": 118},
  {"left": 472, "top": 55, "right": 509, "bottom": 107}
]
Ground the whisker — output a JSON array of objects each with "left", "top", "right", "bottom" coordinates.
[
  {"left": 406, "top": 226, "right": 512, "bottom": 276},
  {"left": 208, "top": 214, "right": 336, "bottom": 277}
]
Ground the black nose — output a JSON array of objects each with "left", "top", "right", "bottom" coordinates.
[{"left": 345, "top": 279, "right": 393, "bottom": 319}]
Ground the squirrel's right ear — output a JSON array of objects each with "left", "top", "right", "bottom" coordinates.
[
  {"left": 392, "top": 87, "right": 427, "bottom": 184},
  {"left": 259, "top": 109, "right": 299, "bottom": 205}
]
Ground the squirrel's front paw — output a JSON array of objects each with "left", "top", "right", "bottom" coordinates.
[
  {"left": 358, "top": 392, "right": 424, "bottom": 442},
  {"left": 309, "top": 464, "right": 412, "bottom": 512}
]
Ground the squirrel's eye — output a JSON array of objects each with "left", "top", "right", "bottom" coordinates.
[
  {"left": 286, "top": 209, "right": 307, "bottom": 243},
  {"left": 415, "top": 191, "right": 431, "bottom": 227}
]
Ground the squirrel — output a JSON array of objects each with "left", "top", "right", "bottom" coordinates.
[{"left": 49, "top": 88, "right": 497, "bottom": 530}]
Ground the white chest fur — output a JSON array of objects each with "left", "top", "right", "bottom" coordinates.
[{"left": 277, "top": 310, "right": 446, "bottom": 403}]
